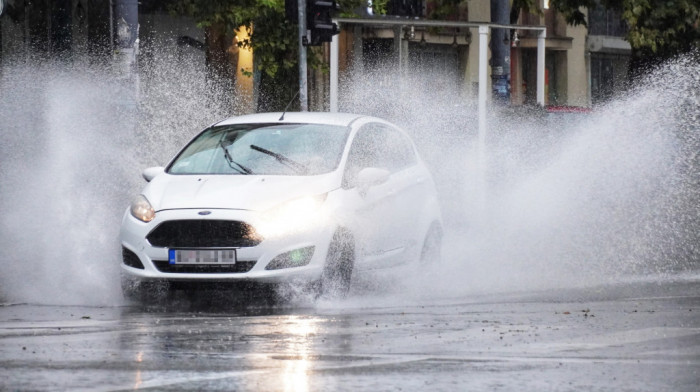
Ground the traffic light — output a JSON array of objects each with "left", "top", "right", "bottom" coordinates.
[{"left": 305, "top": 0, "right": 338, "bottom": 46}]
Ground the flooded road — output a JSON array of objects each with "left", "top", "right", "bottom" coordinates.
[
  {"left": 1, "top": 55, "right": 698, "bottom": 391},
  {"left": 1, "top": 275, "right": 698, "bottom": 391}
]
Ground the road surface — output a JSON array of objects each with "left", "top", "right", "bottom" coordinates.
[{"left": 1, "top": 275, "right": 698, "bottom": 391}]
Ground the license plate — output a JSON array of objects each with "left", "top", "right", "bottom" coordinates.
[{"left": 168, "top": 249, "right": 237, "bottom": 265}]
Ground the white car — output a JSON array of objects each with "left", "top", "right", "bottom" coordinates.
[{"left": 119, "top": 112, "right": 442, "bottom": 299}]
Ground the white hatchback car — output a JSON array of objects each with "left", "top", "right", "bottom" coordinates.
[{"left": 119, "top": 112, "right": 442, "bottom": 299}]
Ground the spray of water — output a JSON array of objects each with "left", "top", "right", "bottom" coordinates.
[
  {"left": 0, "top": 55, "right": 229, "bottom": 305},
  {"left": 343, "top": 53, "right": 699, "bottom": 300},
  {"left": 0, "top": 52, "right": 697, "bottom": 306}
]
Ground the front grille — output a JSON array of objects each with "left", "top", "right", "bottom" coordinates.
[
  {"left": 146, "top": 220, "right": 262, "bottom": 248},
  {"left": 122, "top": 247, "right": 144, "bottom": 269},
  {"left": 153, "top": 260, "right": 256, "bottom": 274}
]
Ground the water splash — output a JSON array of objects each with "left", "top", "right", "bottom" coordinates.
[
  {"left": 0, "top": 52, "right": 697, "bottom": 306},
  {"left": 0, "top": 55, "right": 231, "bottom": 305},
  {"left": 343, "top": 53, "right": 700, "bottom": 298}
]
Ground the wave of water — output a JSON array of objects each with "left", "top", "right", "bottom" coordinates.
[{"left": 0, "top": 52, "right": 697, "bottom": 305}]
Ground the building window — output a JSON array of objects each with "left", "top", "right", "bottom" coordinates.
[
  {"left": 588, "top": 4, "right": 627, "bottom": 37},
  {"left": 590, "top": 53, "right": 629, "bottom": 104}
]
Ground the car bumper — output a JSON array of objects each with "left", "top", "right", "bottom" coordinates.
[{"left": 119, "top": 208, "right": 334, "bottom": 284}]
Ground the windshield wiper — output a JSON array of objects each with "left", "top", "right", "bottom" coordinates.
[
  {"left": 219, "top": 141, "right": 253, "bottom": 175},
  {"left": 250, "top": 144, "right": 307, "bottom": 174}
]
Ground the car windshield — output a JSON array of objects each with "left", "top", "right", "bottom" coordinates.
[{"left": 168, "top": 123, "right": 350, "bottom": 176}]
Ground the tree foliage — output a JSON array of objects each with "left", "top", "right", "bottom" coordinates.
[
  {"left": 512, "top": 0, "right": 596, "bottom": 26},
  {"left": 170, "top": 0, "right": 297, "bottom": 78},
  {"left": 614, "top": 0, "right": 700, "bottom": 59},
  {"left": 168, "top": 0, "right": 698, "bottom": 103},
  {"left": 514, "top": 0, "right": 699, "bottom": 61},
  {"left": 170, "top": 0, "right": 375, "bottom": 76}
]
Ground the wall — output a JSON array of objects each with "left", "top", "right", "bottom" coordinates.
[{"left": 565, "top": 14, "right": 589, "bottom": 106}]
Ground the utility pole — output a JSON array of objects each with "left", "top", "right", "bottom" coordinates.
[
  {"left": 290, "top": 0, "right": 338, "bottom": 111},
  {"left": 0, "top": 0, "right": 4, "bottom": 64},
  {"left": 298, "top": 0, "right": 308, "bottom": 111},
  {"left": 113, "top": 0, "right": 138, "bottom": 110},
  {"left": 114, "top": 0, "right": 138, "bottom": 79},
  {"left": 490, "top": 0, "right": 510, "bottom": 104}
]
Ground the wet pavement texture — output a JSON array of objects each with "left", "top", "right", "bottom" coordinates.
[{"left": 1, "top": 277, "right": 698, "bottom": 391}]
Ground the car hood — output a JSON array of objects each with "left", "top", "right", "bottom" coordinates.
[{"left": 143, "top": 173, "right": 340, "bottom": 212}]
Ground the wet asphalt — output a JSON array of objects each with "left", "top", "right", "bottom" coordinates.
[{"left": 1, "top": 277, "right": 698, "bottom": 391}]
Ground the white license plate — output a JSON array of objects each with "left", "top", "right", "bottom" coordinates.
[{"left": 168, "top": 249, "right": 237, "bottom": 265}]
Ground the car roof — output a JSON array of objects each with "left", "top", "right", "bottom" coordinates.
[{"left": 214, "top": 112, "right": 367, "bottom": 127}]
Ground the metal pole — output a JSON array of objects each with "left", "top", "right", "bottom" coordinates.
[
  {"left": 333, "top": 17, "right": 545, "bottom": 30},
  {"left": 0, "top": 0, "right": 3, "bottom": 64},
  {"left": 477, "top": 25, "right": 489, "bottom": 214},
  {"left": 115, "top": 0, "right": 138, "bottom": 48},
  {"left": 330, "top": 27, "right": 339, "bottom": 112},
  {"left": 298, "top": 0, "right": 308, "bottom": 111},
  {"left": 489, "top": 0, "right": 510, "bottom": 103},
  {"left": 478, "top": 26, "right": 489, "bottom": 143},
  {"left": 393, "top": 25, "right": 402, "bottom": 70},
  {"left": 537, "top": 29, "right": 546, "bottom": 106},
  {"left": 114, "top": 0, "right": 138, "bottom": 76},
  {"left": 109, "top": 0, "right": 114, "bottom": 54}
]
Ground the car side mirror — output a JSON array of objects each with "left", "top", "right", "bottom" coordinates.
[
  {"left": 356, "top": 167, "right": 390, "bottom": 196},
  {"left": 142, "top": 166, "right": 165, "bottom": 182}
]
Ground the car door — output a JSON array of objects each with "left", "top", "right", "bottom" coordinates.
[
  {"left": 375, "top": 124, "right": 429, "bottom": 259},
  {"left": 341, "top": 123, "right": 417, "bottom": 270}
]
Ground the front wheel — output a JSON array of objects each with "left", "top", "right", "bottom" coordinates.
[
  {"left": 121, "top": 273, "right": 168, "bottom": 303},
  {"left": 318, "top": 229, "right": 355, "bottom": 299}
]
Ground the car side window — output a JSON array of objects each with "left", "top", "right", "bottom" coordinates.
[
  {"left": 383, "top": 125, "right": 417, "bottom": 171},
  {"left": 343, "top": 125, "right": 382, "bottom": 188},
  {"left": 342, "top": 123, "right": 417, "bottom": 188}
]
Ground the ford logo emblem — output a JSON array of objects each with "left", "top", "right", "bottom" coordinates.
[{"left": 198, "top": 211, "right": 212, "bottom": 216}]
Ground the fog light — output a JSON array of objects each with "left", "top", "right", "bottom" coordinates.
[
  {"left": 122, "top": 247, "right": 144, "bottom": 269},
  {"left": 265, "top": 246, "right": 315, "bottom": 270}
]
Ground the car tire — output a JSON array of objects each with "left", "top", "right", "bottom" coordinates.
[
  {"left": 318, "top": 229, "right": 355, "bottom": 299},
  {"left": 420, "top": 223, "right": 442, "bottom": 264},
  {"left": 121, "top": 273, "right": 168, "bottom": 302}
]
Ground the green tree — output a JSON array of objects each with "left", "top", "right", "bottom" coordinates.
[
  {"left": 170, "top": 0, "right": 698, "bottom": 108},
  {"left": 613, "top": 0, "right": 700, "bottom": 71},
  {"left": 170, "top": 0, "right": 299, "bottom": 111},
  {"left": 513, "top": 0, "right": 699, "bottom": 69},
  {"left": 169, "top": 0, "right": 368, "bottom": 111}
]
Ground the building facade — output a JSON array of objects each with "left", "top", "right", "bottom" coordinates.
[
  {"left": 334, "top": 0, "right": 631, "bottom": 109},
  {"left": 0, "top": 0, "right": 632, "bottom": 110}
]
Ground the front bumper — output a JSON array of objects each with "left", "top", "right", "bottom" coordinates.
[{"left": 119, "top": 208, "right": 334, "bottom": 283}]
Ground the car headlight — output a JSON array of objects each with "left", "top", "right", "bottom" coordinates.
[
  {"left": 130, "top": 195, "right": 155, "bottom": 222},
  {"left": 258, "top": 193, "right": 328, "bottom": 237}
]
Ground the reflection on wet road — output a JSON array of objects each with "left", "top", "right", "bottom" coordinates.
[{"left": 1, "top": 276, "right": 698, "bottom": 391}]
